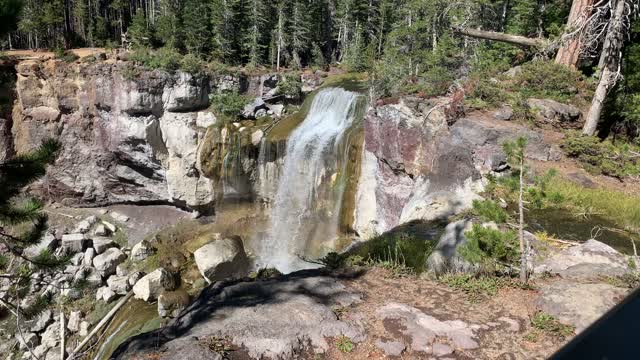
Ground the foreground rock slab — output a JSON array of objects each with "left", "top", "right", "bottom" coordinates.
[{"left": 114, "top": 270, "right": 364, "bottom": 359}]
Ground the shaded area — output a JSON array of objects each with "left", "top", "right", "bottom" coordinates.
[{"left": 112, "top": 268, "right": 366, "bottom": 359}]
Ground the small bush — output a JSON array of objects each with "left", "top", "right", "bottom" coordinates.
[
  {"left": 563, "top": 131, "right": 640, "bottom": 178},
  {"left": 180, "top": 53, "right": 205, "bottom": 75},
  {"left": 209, "top": 91, "right": 248, "bottom": 121},
  {"left": 531, "top": 312, "right": 575, "bottom": 338},
  {"left": 459, "top": 224, "right": 520, "bottom": 269},
  {"left": 510, "top": 61, "right": 583, "bottom": 102},
  {"left": 335, "top": 335, "right": 354, "bottom": 353},
  {"left": 439, "top": 274, "right": 503, "bottom": 302},
  {"left": 472, "top": 199, "right": 509, "bottom": 223},
  {"left": 349, "top": 232, "right": 436, "bottom": 273},
  {"left": 130, "top": 47, "right": 182, "bottom": 72},
  {"left": 277, "top": 73, "right": 302, "bottom": 99},
  {"left": 54, "top": 48, "right": 79, "bottom": 63}
]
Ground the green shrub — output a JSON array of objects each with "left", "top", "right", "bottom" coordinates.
[
  {"left": 209, "top": 91, "right": 248, "bottom": 120},
  {"left": 509, "top": 60, "right": 583, "bottom": 102},
  {"left": 439, "top": 274, "right": 502, "bottom": 301},
  {"left": 531, "top": 312, "right": 575, "bottom": 338},
  {"left": 180, "top": 53, "right": 205, "bottom": 75},
  {"left": 130, "top": 47, "right": 182, "bottom": 72},
  {"left": 335, "top": 335, "right": 354, "bottom": 353},
  {"left": 472, "top": 199, "right": 509, "bottom": 223},
  {"left": 277, "top": 73, "right": 302, "bottom": 99},
  {"left": 54, "top": 48, "right": 79, "bottom": 63},
  {"left": 563, "top": 131, "right": 640, "bottom": 178},
  {"left": 121, "top": 64, "right": 141, "bottom": 81},
  {"left": 349, "top": 232, "right": 436, "bottom": 273},
  {"left": 459, "top": 224, "right": 520, "bottom": 268}
]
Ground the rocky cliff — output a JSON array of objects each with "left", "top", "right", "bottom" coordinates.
[
  {"left": 3, "top": 59, "right": 289, "bottom": 211},
  {"left": 353, "top": 97, "right": 561, "bottom": 238}
]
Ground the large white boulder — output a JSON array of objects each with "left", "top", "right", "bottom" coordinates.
[
  {"left": 193, "top": 236, "right": 248, "bottom": 283},
  {"left": 131, "top": 239, "right": 156, "bottom": 261},
  {"left": 92, "top": 248, "right": 127, "bottom": 276},
  {"left": 61, "top": 233, "right": 88, "bottom": 253},
  {"left": 132, "top": 268, "right": 176, "bottom": 302}
]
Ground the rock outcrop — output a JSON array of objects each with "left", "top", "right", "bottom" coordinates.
[{"left": 353, "top": 98, "right": 560, "bottom": 239}]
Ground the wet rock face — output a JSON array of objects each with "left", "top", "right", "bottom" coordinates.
[
  {"left": 10, "top": 60, "right": 221, "bottom": 210},
  {"left": 354, "top": 100, "right": 561, "bottom": 239}
]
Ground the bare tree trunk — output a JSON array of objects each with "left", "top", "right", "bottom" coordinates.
[
  {"left": 60, "top": 309, "right": 65, "bottom": 360},
  {"left": 452, "top": 27, "right": 548, "bottom": 48},
  {"left": 583, "top": 0, "right": 627, "bottom": 135},
  {"left": 518, "top": 155, "right": 527, "bottom": 283},
  {"left": 555, "top": 0, "right": 595, "bottom": 67}
]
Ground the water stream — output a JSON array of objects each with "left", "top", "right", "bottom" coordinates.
[{"left": 255, "top": 87, "right": 363, "bottom": 273}]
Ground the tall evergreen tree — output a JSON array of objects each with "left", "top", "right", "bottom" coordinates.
[
  {"left": 243, "top": 0, "right": 266, "bottom": 66},
  {"left": 183, "top": 0, "right": 211, "bottom": 55}
]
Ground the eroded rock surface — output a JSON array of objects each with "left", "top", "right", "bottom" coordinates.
[{"left": 114, "top": 270, "right": 364, "bottom": 360}]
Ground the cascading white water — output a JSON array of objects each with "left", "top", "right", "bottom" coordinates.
[{"left": 257, "top": 87, "right": 361, "bottom": 273}]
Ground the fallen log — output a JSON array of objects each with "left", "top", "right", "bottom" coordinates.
[{"left": 452, "top": 27, "right": 548, "bottom": 48}]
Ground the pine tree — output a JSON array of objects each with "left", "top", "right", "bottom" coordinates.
[
  {"left": 290, "top": 0, "right": 311, "bottom": 69},
  {"left": 211, "top": 0, "right": 239, "bottom": 63},
  {"left": 243, "top": 0, "right": 266, "bottom": 66},
  {"left": 182, "top": 0, "right": 211, "bottom": 56},
  {"left": 128, "top": 10, "right": 154, "bottom": 49},
  {"left": 0, "top": 139, "right": 65, "bottom": 306}
]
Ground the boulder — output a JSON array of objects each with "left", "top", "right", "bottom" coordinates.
[
  {"left": 73, "top": 215, "right": 97, "bottom": 234},
  {"left": 84, "top": 268, "right": 103, "bottom": 288},
  {"left": 527, "top": 98, "right": 581, "bottom": 123},
  {"left": 537, "top": 280, "right": 626, "bottom": 333},
  {"left": 110, "top": 212, "right": 129, "bottom": 223},
  {"left": 251, "top": 130, "right": 264, "bottom": 146},
  {"left": 79, "top": 321, "right": 90, "bottom": 337},
  {"left": 128, "top": 271, "right": 145, "bottom": 286},
  {"left": 61, "top": 287, "right": 82, "bottom": 300},
  {"left": 131, "top": 239, "right": 155, "bottom": 261},
  {"left": 193, "top": 237, "right": 249, "bottom": 283},
  {"left": 93, "top": 224, "right": 109, "bottom": 236},
  {"left": 157, "top": 290, "right": 190, "bottom": 318},
  {"left": 61, "top": 234, "right": 87, "bottom": 253},
  {"left": 267, "top": 104, "right": 285, "bottom": 118},
  {"left": 133, "top": 268, "right": 176, "bottom": 302},
  {"left": 92, "top": 248, "right": 127, "bottom": 276},
  {"left": 96, "top": 286, "right": 118, "bottom": 303},
  {"left": 493, "top": 105, "right": 513, "bottom": 121},
  {"left": 30, "top": 309, "right": 53, "bottom": 333},
  {"left": 92, "top": 237, "right": 116, "bottom": 254},
  {"left": 107, "top": 275, "right": 131, "bottom": 295},
  {"left": 40, "top": 322, "right": 59, "bottom": 349},
  {"left": 102, "top": 221, "right": 117, "bottom": 233},
  {"left": 67, "top": 311, "right": 82, "bottom": 333},
  {"left": 374, "top": 339, "right": 406, "bottom": 357},
  {"left": 83, "top": 248, "right": 95, "bottom": 267},
  {"left": 116, "top": 265, "right": 129, "bottom": 277},
  {"left": 534, "top": 239, "right": 631, "bottom": 279},
  {"left": 70, "top": 253, "right": 84, "bottom": 266},
  {"left": 241, "top": 97, "right": 266, "bottom": 119},
  {"left": 17, "top": 332, "right": 39, "bottom": 350},
  {"left": 425, "top": 219, "right": 475, "bottom": 274}
]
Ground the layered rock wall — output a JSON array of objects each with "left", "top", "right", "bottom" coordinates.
[{"left": 6, "top": 60, "right": 282, "bottom": 210}]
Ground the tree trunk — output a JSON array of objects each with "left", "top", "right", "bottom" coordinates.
[
  {"left": 452, "top": 27, "right": 547, "bottom": 48},
  {"left": 555, "top": 0, "right": 594, "bottom": 67},
  {"left": 518, "top": 156, "right": 527, "bottom": 283},
  {"left": 582, "top": 0, "right": 627, "bottom": 135}
]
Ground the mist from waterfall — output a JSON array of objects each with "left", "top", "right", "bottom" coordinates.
[{"left": 256, "top": 87, "right": 361, "bottom": 273}]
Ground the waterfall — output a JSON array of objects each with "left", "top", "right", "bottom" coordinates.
[{"left": 257, "top": 87, "right": 362, "bottom": 273}]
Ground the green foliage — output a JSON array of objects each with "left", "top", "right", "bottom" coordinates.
[
  {"left": 54, "top": 48, "right": 79, "bottom": 63},
  {"left": 130, "top": 47, "right": 182, "bottom": 72},
  {"left": 350, "top": 231, "right": 436, "bottom": 274},
  {"left": 127, "top": 11, "right": 153, "bottom": 49},
  {"left": 511, "top": 61, "right": 583, "bottom": 102},
  {"left": 209, "top": 91, "right": 248, "bottom": 121},
  {"left": 276, "top": 73, "right": 302, "bottom": 99},
  {"left": 121, "top": 63, "right": 141, "bottom": 81},
  {"left": 460, "top": 224, "right": 520, "bottom": 268},
  {"left": 335, "top": 335, "right": 354, "bottom": 353},
  {"left": 439, "top": 274, "right": 503, "bottom": 302},
  {"left": 531, "top": 312, "right": 575, "bottom": 338},
  {"left": 182, "top": 0, "right": 211, "bottom": 56},
  {"left": 563, "top": 131, "right": 640, "bottom": 178},
  {"left": 611, "top": 19, "right": 640, "bottom": 141},
  {"left": 0, "top": 0, "right": 22, "bottom": 36},
  {"left": 472, "top": 199, "right": 508, "bottom": 224},
  {"left": 180, "top": 53, "right": 205, "bottom": 75}
]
